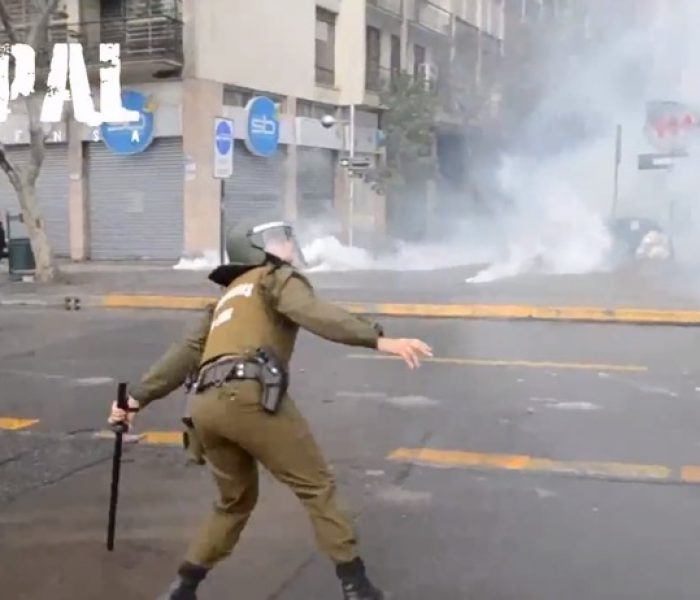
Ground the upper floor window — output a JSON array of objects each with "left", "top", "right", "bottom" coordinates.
[
  {"left": 413, "top": 44, "right": 426, "bottom": 78},
  {"left": 365, "top": 26, "right": 382, "bottom": 91},
  {"left": 315, "top": 7, "right": 336, "bottom": 86}
]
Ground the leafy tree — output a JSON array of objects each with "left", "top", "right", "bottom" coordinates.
[
  {"left": 0, "top": 0, "right": 65, "bottom": 282},
  {"left": 378, "top": 71, "right": 439, "bottom": 189}
]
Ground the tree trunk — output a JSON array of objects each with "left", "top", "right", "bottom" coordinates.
[{"left": 16, "top": 181, "right": 57, "bottom": 283}]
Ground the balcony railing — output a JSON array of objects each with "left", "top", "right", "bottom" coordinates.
[
  {"left": 413, "top": 0, "right": 451, "bottom": 34},
  {"left": 366, "top": 65, "right": 396, "bottom": 93},
  {"left": 367, "top": 0, "right": 402, "bottom": 17},
  {"left": 0, "top": 16, "right": 183, "bottom": 68},
  {"left": 365, "top": 65, "right": 440, "bottom": 96}
]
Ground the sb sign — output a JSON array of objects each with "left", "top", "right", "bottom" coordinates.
[{"left": 245, "top": 96, "right": 280, "bottom": 157}]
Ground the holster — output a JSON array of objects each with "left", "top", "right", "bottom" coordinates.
[
  {"left": 182, "top": 417, "right": 206, "bottom": 465},
  {"left": 193, "top": 348, "right": 289, "bottom": 415},
  {"left": 251, "top": 347, "right": 289, "bottom": 414}
]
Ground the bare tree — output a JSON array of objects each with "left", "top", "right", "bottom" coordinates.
[{"left": 0, "top": 0, "right": 63, "bottom": 283}]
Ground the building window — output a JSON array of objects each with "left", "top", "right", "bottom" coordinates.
[
  {"left": 297, "top": 100, "right": 335, "bottom": 119},
  {"left": 365, "top": 26, "right": 381, "bottom": 92},
  {"left": 223, "top": 86, "right": 284, "bottom": 111},
  {"left": 413, "top": 44, "right": 426, "bottom": 78},
  {"left": 315, "top": 7, "right": 336, "bottom": 86},
  {"left": 223, "top": 87, "right": 253, "bottom": 107},
  {"left": 390, "top": 34, "right": 401, "bottom": 80}
]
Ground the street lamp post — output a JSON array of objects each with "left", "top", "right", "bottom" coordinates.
[{"left": 321, "top": 105, "right": 356, "bottom": 247}]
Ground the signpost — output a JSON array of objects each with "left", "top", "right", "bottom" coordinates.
[
  {"left": 213, "top": 117, "right": 234, "bottom": 264},
  {"left": 611, "top": 124, "right": 622, "bottom": 218}
]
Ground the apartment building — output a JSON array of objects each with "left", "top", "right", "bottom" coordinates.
[{"left": 0, "top": 0, "right": 505, "bottom": 260}]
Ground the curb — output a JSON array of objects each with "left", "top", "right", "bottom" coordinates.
[{"left": 4, "top": 293, "right": 700, "bottom": 325}]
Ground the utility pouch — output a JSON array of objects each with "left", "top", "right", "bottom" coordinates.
[
  {"left": 182, "top": 417, "right": 206, "bottom": 465},
  {"left": 252, "top": 347, "right": 289, "bottom": 414}
]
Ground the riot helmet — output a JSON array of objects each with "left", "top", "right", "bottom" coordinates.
[
  {"left": 247, "top": 221, "right": 307, "bottom": 268},
  {"left": 225, "top": 223, "right": 268, "bottom": 267}
]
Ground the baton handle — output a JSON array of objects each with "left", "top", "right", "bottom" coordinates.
[
  {"left": 106, "top": 382, "right": 128, "bottom": 551},
  {"left": 111, "top": 382, "right": 130, "bottom": 434}
]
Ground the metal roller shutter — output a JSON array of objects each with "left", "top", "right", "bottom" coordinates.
[
  {"left": 297, "top": 147, "right": 335, "bottom": 220},
  {"left": 0, "top": 144, "right": 70, "bottom": 256},
  {"left": 222, "top": 141, "right": 286, "bottom": 231},
  {"left": 87, "top": 137, "right": 184, "bottom": 260}
]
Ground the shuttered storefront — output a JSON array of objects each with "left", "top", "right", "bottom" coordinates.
[
  {"left": 87, "top": 137, "right": 184, "bottom": 260},
  {"left": 222, "top": 141, "right": 286, "bottom": 231},
  {"left": 297, "top": 146, "right": 335, "bottom": 220},
  {"left": 0, "top": 144, "right": 70, "bottom": 257}
]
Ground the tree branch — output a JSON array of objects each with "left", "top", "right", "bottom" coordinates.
[
  {"left": 27, "top": 0, "right": 61, "bottom": 48},
  {"left": 0, "top": 0, "right": 19, "bottom": 44},
  {"left": 0, "top": 141, "right": 22, "bottom": 191}
]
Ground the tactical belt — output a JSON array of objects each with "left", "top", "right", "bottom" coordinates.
[{"left": 194, "top": 356, "right": 262, "bottom": 393}]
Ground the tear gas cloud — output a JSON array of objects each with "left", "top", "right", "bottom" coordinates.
[{"left": 302, "top": 1, "right": 700, "bottom": 280}]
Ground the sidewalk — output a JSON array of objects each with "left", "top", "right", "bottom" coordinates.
[{"left": 3, "top": 259, "right": 700, "bottom": 324}]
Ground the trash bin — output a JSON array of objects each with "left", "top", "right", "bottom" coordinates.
[{"left": 8, "top": 237, "right": 35, "bottom": 281}]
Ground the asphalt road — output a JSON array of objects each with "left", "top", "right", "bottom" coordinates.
[{"left": 3, "top": 307, "right": 700, "bottom": 599}]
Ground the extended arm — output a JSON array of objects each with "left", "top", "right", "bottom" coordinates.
[
  {"left": 128, "top": 304, "right": 215, "bottom": 409},
  {"left": 271, "top": 272, "right": 381, "bottom": 348}
]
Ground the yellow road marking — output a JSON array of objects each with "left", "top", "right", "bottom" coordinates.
[
  {"left": 347, "top": 354, "right": 648, "bottom": 372},
  {"left": 100, "top": 295, "right": 213, "bottom": 310},
  {"left": 388, "top": 448, "right": 672, "bottom": 481},
  {"left": 337, "top": 302, "right": 700, "bottom": 324},
  {"left": 93, "top": 430, "right": 183, "bottom": 445},
  {"left": 140, "top": 431, "right": 183, "bottom": 445},
  {"left": 680, "top": 466, "right": 700, "bottom": 483},
  {"left": 98, "top": 295, "right": 700, "bottom": 326},
  {"left": 0, "top": 417, "right": 38, "bottom": 430}
]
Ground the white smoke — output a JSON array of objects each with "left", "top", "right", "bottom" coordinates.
[{"left": 222, "top": 2, "right": 700, "bottom": 279}]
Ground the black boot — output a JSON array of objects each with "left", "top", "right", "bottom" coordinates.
[
  {"left": 158, "top": 562, "right": 209, "bottom": 600},
  {"left": 336, "top": 557, "right": 384, "bottom": 600}
]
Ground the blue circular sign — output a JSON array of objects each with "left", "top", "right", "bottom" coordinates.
[
  {"left": 100, "top": 90, "right": 155, "bottom": 155},
  {"left": 245, "top": 96, "right": 279, "bottom": 157},
  {"left": 216, "top": 120, "right": 233, "bottom": 155}
]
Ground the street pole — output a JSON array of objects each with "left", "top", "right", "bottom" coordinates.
[
  {"left": 348, "top": 104, "right": 356, "bottom": 247},
  {"left": 610, "top": 124, "right": 622, "bottom": 218},
  {"left": 219, "top": 180, "right": 225, "bottom": 265}
]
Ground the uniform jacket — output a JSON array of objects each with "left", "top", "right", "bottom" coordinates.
[{"left": 129, "top": 263, "right": 382, "bottom": 408}]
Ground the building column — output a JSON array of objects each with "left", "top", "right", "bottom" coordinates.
[
  {"left": 284, "top": 95, "right": 298, "bottom": 222},
  {"left": 182, "top": 78, "right": 223, "bottom": 257},
  {"left": 68, "top": 119, "right": 87, "bottom": 260}
]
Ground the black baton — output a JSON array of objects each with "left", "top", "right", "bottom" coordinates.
[{"left": 106, "top": 382, "right": 129, "bottom": 551}]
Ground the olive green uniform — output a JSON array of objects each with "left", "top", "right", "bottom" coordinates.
[{"left": 129, "top": 263, "right": 381, "bottom": 569}]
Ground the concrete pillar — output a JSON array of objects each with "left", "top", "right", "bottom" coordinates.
[
  {"left": 284, "top": 95, "right": 298, "bottom": 222},
  {"left": 68, "top": 119, "right": 87, "bottom": 260},
  {"left": 182, "top": 78, "right": 223, "bottom": 256}
]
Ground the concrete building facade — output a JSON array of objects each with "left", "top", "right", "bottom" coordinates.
[{"left": 0, "top": 0, "right": 506, "bottom": 260}]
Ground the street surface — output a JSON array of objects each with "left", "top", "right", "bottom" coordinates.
[
  {"left": 3, "top": 307, "right": 700, "bottom": 598},
  {"left": 5, "top": 259, "right": 700, "bottom": 309}
]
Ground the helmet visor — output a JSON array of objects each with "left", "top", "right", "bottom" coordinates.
[{"left": 248, "top": 222, "right": 307, "bottom": 268}]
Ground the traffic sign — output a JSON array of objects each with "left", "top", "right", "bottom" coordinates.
[
  {"left": 213, "top": 117, "right": 234, "bottom": 179},
  {"left": 340, "top": 156, "right": 371, "bottom": 169},
  {"left": 638, "top": 152, "right": 687, "bottom": 170},
  {"left": 100, "top": 90, "right": 155, "bottom": 155}
]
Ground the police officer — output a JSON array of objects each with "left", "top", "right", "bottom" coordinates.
[{"left": 108, "top": 221, "right": 433, "bottom": 600}]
